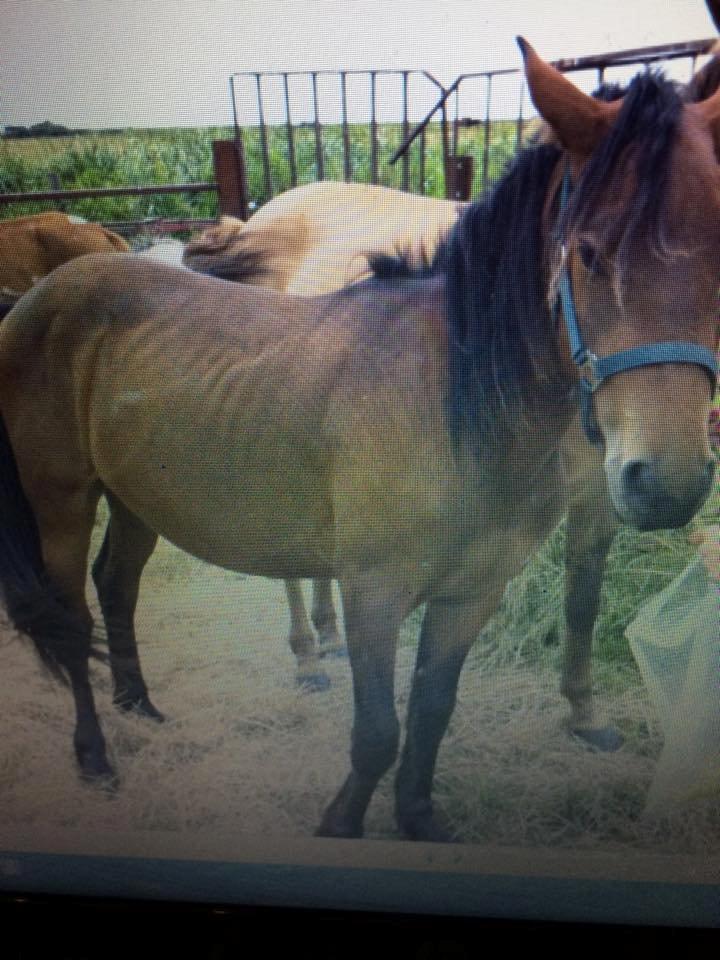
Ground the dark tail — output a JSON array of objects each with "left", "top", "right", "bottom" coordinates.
[{"left": 0, "top": 415, "right": 96, "bottom": 683}]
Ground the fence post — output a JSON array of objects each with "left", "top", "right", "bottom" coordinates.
[
  {"left": 212, "top": 140, "right": 249, "bottom": 220},
  {"left": 48, "top": 173, "right": 68, "bottom": 213},
  {"left": 445, "top": 155, "right": 474, "bottom": 201}
]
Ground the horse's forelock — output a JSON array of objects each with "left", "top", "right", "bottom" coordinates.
[{"left": 563, "top": 71, "right": 683, "bottom": 262}]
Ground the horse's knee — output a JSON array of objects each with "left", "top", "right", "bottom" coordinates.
[{"left": 351, "top": 713, "right": 400, "bottom": 779}]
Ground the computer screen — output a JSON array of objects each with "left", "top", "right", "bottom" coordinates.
[{"left": 1, "top": 1, "right": 718, "bottom": 948}]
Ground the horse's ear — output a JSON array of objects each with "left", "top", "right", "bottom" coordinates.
[
  {"left": 706, "top": 0, "right": 720, "bottom": 34},
  {"left": 517, "top": 37, "right": 620, "bottom": 155},
  {"left": 692, "top": 51, "right": 720, "bottom": 159},
  {"left": 686, "top": 46, "right": 720, "bottom": 103}
]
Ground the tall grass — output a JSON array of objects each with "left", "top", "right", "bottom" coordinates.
[
  {"left": 0, "top": 121, "right": 520, "bottom": 221},
  {"left": 0, "top": 128, "right": 227, "bottom": 221}
]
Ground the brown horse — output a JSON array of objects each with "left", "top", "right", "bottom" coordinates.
[
  {"left": 184, "top": 184, "right": 465, "bottom": 687},
  {"left": 183, "top": 58, "right": 720, "bottom": 746},
  {"left": 1, "top": 41, "right": 718, "bottom": 841},
  {"left": 0, "top": 212, "right": 129, "bottom": 316}
]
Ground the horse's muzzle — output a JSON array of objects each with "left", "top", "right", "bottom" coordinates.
[{"left": 609, "top": 455, "right": 716, "bottom": 530}]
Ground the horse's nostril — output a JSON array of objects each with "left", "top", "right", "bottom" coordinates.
[
  {"left": 621, "top": 459, "right": 656, "bottom": 507},
  {"left": 618, "top": 456, "right": 715, "bottom": 526}
]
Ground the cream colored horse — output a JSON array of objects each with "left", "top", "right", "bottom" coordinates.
[{"left": 183, "top": 181, "right": 465, "bottom": 294}]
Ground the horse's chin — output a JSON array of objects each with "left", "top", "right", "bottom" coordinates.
[
  {"left": 616, "top": 509, "right": 688, "bottom": 532},
  {"left": 609, "top": 490, "right": 709, "bottom": 532}
]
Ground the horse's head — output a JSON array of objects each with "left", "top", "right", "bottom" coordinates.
[{"left": 520, "top": 39, "right": 720, "bottom": 530}]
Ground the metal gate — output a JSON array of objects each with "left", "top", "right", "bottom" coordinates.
[
  {"left": 229, "top": 38, "right": 718, "bottom": 212},
  {"left": 229, "top": 69, "right": 448, "bottom": 210}
]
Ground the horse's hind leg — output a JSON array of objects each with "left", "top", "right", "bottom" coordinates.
[
  {"left": 311, "top": 578, "right": 344, "bottom": 656},
  {"left": 32, "top": 481, "right": 112, "bottom": 779},
  {"left": 563, "top": 486, "right": 621, "bottom": 752},
  {"left": 92, "top": 493, "right": 162, "bottom": 720},
  {"left": 284, "top": 578, "right": 330, "bottom": 692}
]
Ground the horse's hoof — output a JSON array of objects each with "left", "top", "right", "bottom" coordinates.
[
  {"left": 314, "top": 817, "right": 363, "bottom": 839},
  {"left": 115, "top": 694, "right": 165, "bottom": 722},
  {"left": 297, "top": 672, "right": 331, "bottom": 693},
  {"left": 77, "top": 752, "right": 117, "bottom": 787},
  {"left": 398, "top": 813, "right": 455, "bottom": 843},
  {"left": 571, "top": 725, "right": 624, "bottom": 752},
  {"left": 317, "top": 628, "right": 345, "bottom": 658}
]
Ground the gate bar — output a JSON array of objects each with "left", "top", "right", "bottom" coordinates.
[
  {"left": 283, "top": 74, "right": 298, "bottom": 188},
  {"left": 255, "top": 73, "right": 273, "bottom": 199}
]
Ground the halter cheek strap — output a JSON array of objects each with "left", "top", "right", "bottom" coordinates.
[{"left": 556, "top": 168, "right": 719, "bottom": 447}]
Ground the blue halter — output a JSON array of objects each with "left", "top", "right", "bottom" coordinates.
[{"left": 555, "top": 168, "right": 719, "bottom": 447}]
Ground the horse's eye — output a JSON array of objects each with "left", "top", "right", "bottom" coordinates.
[{"left": 578, "top": 241, "right": 603, "bottom": 276}]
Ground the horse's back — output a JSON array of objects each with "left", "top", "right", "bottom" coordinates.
[{"left": 184, "top": 182, "right": 463, "bottom": 294}]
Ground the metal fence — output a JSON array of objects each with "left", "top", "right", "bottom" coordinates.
[
  {"left": 390, "top": 37, "right": 720, "bottom": 199},
  {"left": 228, "top": 38, "right": 718, "bottom": 210},
  {"left": 0, "top": 37, "right": 717, "bottom": 234},
  {"left": 229, "top": 69, "right": 448, "bottom": 206}
]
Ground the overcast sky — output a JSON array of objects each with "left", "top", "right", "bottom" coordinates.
[{"left": 2, "top": 0, "right": 718, "bottom": 128}]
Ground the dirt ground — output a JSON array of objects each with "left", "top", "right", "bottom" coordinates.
[{"left": 1, "top": 522, "right": 718, "bottom": 883}]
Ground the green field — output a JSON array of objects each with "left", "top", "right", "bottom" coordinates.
[{"left": 0, "top": 121, "right": 521, "bottom": 222}]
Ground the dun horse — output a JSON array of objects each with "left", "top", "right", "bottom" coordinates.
[
  {"left": 183, "top": 62, "right": 720, "bottom": 748},
  {"left": 1, "top": 42, "right": 718, "bottom": 840}
]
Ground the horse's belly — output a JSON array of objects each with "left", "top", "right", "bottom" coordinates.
[
  {"left": 92, "top": 403, "right": 337, "bottom": 578},
  {"left": 105, "top": 466, "right": 336, "bottom": 578}
]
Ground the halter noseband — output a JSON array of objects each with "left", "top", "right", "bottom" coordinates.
[{"left": 555, "top": 168, "right": 719, "bottom": 447}]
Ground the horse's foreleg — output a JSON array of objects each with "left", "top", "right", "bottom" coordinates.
[
  {"left": 562, "top": 488, "right": 621, "bottom": 751},
  {"left": 394, "top": 596, "right": 485, "bottom": 842},
  {"left": 92, "top": 494, "right": 162, "bottom": 721},
  {"left": 311, "top": 578, "right": 344, "bottom": 656},
  {"left": 316, "top": 580, "right": 404, "bottom": 839},
  {"left": 284, "top": 578, "right": 329, "bottom": 692}
]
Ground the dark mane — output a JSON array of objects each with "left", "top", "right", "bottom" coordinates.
[
  {"left": 365, "top": 71, "right": 686, "bottom": 455},
  {"left": 366, "top": 253, "right": 429, "bottom": 281},
  {"left": 437, "top": 144, "right": 568, "bottom": 451},
  {"left": 361, "top": 145, "right": 565, "bottom": 453},
  {"left": 592, "top": 81, "right": 626, "bottom": 103}
]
